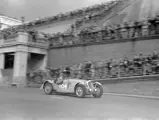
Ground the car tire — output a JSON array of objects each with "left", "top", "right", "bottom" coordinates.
[
  {"left": 75, "top": 85, "right": 86, "bottom": 98},
  {"left": 44, "top": 82, "right": 53, "bottom": 95},
  {"left": 93, "top": 84, "right": 103, "bottom": 98}
]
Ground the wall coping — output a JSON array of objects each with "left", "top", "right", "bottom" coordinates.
[
  {"left": 0, "top": 42, "right": 49, "bottom": 49},
  {"left": 49, "top": 35, "right": 159, "bottom": 49},
  {"left": 93, "top": 74, "right": 159, "bottom": 84}
]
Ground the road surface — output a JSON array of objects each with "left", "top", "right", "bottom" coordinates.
[{"left": 0, "top": 86, "right": 159, "bottom": 120}]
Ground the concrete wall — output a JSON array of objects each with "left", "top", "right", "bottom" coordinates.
[
  {"left": 48, "top": 38, "right": 159, "bottom": 68},
  {"left": 0, "top": 69, "right": 13, "bottom": 87},
  {"left": 0, "top": 69, "right": 13, "bottom": 77}
]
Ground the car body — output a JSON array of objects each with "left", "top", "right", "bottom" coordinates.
[{"left": 40, "top": 78, "right": 103, "bottom": 98}]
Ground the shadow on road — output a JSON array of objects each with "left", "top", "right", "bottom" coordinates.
[{"left": 50, "top": 92, "right": 95, "bottom": 99}]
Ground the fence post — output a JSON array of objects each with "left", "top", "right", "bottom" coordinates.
[
  {"left": 118, "top": 66, "right": 121, "bottom": 78},
  {"left": 142, "top": 64, "right": 145, "bottom": 76}
]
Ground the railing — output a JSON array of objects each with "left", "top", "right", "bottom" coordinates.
[
  {"left": 0, "top": 33, "right": 49, "bottom": 48},
  {"left": 28, "top": 36, "right": 49, "bottom": 48},
  {"left": 49, "top": 18, "right": 159, "bottom": 48},
  {"left": 0, "top": 34, "right": 18, "bottom": 46},
  {"left": 3, "top": 37, "right": 17, "bottom": 45},
  {"left": 69, "top": 62, "right": 159, "bottom": 80},
  {"left": 27, "top": 59, "right": 159, "bottom": 85}
]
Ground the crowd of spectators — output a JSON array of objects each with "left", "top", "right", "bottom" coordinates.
[
  {"left": 0, "top": 0, "right": 120, "bottom": 42},
  {"left": 27, "top": 0, "right": 119, "bottom": 28},
  {"left": 48, "top": 14, "right": 159, "bottom": 47},
  {"left": 73, "top": 0, "right": 119, "bottom": 28},
  {"left": 0, "top": 0, "right": 119, "bottom": 40},
  {"left": 2, "top": 0, "right": 159, "bottom": 48},
  {"left": 35, "top": 51, "right": 159, "bottom": 82},
  {"left": 1, "top": 0, "right": 159, "bottom": 84},
  {"left": 3, "top": 0, "right": 159, "bottom": 48}
]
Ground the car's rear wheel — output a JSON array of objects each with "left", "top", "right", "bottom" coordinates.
[
  {"left": 75, "top": 85, "right": 86, "bottom": 98},
  {"left": 93, "top": 84, "right": 103, "bottom": 98},
  {"left": 44, "top": 82, "right": 53, "bottom": 95}
]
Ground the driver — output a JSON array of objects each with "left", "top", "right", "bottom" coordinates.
[{"left": 56, "top": 67, "right": 71, "bottom": 85}]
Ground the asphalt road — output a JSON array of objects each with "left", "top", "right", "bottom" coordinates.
[
  {"left": 104, "top": 81, "right": 159, "bottom": 97},
  {"left": 0, "top": 87, "right": 159, "bottom": 120}
]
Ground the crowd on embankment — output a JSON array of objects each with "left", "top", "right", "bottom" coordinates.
[
  {"left": 0, "top": 0, "right": 119, "bottom": 40},
  {"left": 48, "top": 15, "right": 159, "bottom": 47},
  {"left": 1, "top": 0, "right": 159, "bottom": 83},
  {"left": 27, "top": 51, "right": 159, "bottom": 83},
  {"left": 12, "top": 14, "right": 158, "bottom": 48},
  {"left": 1, "top": 0, "right": 159, "bottom": 49}
]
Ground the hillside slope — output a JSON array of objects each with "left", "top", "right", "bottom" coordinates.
[
  {"left": 78, "top": 0, "right": 159, "bottom": 31},
  {"left": 34, "top": 19, "right": 77, "bottom": 34},
  {"left": 33, "top": 0, "right": 159, "bottom": 34},
  {"left": 103, "top": 0, "right": 159, "bottom": 25},
  {"left": 76, "top": 0, "right": 136, "bottom": 31}
]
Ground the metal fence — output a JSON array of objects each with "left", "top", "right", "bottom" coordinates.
[
  {"left": 69, "top": 64, "right": 158, "bottom": 80},
  {"left": 27, "top": 59, "right": 159, "bottom": 84}
]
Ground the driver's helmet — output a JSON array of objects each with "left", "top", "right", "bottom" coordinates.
[{"left": 62, "top": 67, "right": 71, "bottom": 76}]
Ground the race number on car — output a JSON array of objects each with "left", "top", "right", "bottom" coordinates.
[{"left": 59, "top": 84, "right": 68, "bottom": 89}]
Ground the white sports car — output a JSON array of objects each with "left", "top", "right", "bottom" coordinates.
[{"left": 41, "top": 78, "right": 103, "bottom": 98}]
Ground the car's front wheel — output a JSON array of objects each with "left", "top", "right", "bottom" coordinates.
[
  {"left": 75, "top": 85, "right": 86, "bottom": 98},
  {"left": 93, "top": 84, "right": 103, "bottom": 98},
  {"left": 44, "top": 82, "right": 53, "bottom": 95}
]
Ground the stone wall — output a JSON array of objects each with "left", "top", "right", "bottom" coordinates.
[{"left": 48, "top": 38, "right": 159, "bottom": 68}]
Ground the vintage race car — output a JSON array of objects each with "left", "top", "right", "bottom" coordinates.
[{"left": 40, "top": 78, "right": 103, "bottom": 98}]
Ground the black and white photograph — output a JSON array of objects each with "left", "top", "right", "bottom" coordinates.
[{"left": 0, "top": 0, "right": 159, "bottom": 119}]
